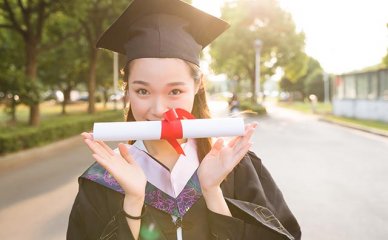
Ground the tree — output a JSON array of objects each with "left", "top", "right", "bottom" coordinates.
[
  {"left": 95, "top": 50, "right": 118, "bottom": 109},
  {"left": 210, "top": 0, "right": 306, "bottom": 102},
  {"left": 280, "top": 56, "right": 324, "bottom": 101},
  {"left": 65, "top": 0, "right": 128, "bottom": 114},
  {"left": 303, "top": 58, "right": 324, "bottom": 101},
  {"left": 0, "top": 0, "right": 74, "bottom": 125},
  {"left": 38, "top": 12, "right": 87, "bottom": 114},
  {"left": 0, "top": 29, "right": 24, "bottom": 123}
]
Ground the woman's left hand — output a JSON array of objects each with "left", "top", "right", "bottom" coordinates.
[{"left": 197, "top": 122, "right": 258, "bottom": 192}]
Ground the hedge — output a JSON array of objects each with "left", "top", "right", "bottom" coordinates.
[
  {"left": 239, "top": 101, "right": 267, "bottom": 115},
  {"left": 0, "top": 110, "right": 123, "bottom": 155}
]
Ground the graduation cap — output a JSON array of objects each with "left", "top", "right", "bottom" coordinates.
[{"left": 96, "top": 0, "right": 230, "bottom": 66}]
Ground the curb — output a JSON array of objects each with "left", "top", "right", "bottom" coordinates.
[
  {"left": 319, "top": 117, "right": 388, "bottom": 138},
  {"left": 0, "top": 134, "right": 83, "bottom": 173}
]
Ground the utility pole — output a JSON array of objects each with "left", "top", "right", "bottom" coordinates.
[
  {"left": 254, "top": 39, "right": 263, "bottom": 104},
  {"left": 324, "top": 72, "right": 330, "bottom": 103}
]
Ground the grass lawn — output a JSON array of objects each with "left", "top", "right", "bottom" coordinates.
[
  {"left": 323, "top": 115, "right": 388, "bottom": 132},
  {"left": 277, "top": 101, "right": 332, "bottom": 115}
]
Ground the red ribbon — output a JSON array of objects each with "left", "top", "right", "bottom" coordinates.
[{"left": 161, "top": 108, "right": 195, "bottom": 155}]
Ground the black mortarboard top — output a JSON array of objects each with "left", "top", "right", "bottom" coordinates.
[{"left": 96, "top": 0, "right": 230, "bottom": 66}]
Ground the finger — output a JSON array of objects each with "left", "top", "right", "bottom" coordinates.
[
  {"left": 233, "top": 143, "right": 252, "bottom": 165},
  {"left": 250, "top": 121, "right": 259, "bottom": 129},
  {"left": 96, "top": 140, "right": 115, "bottom": 156},
  {"left": 229, "top": 123, "right": 256, "bottom": 148},
  {"left": 243, "top": 122, "right": 258, "bottom": 131},
  {"left": 227, "top": 136, "right": 241, "bottom": 148},
  {"left": 81, "top": 132, "right": 93, "bottom": 140},
  {"left": 118, "top": 143, "right": 135, "bottom": 164},
  {"left": 92, "top": 153, "right": 113, "bottom": 174},
  {"left": 84, "top": 139, "right": 113, "bottom": 159},
  {"left": 234, "top": 127, "right": 255, "bottom": 152},
  {"left": 209, "top": 138, "right": 224, "bottom": 155}
]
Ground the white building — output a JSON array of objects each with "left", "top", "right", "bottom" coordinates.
[{"left": 332, "top": 68, "right": 388, "bottom": 122}]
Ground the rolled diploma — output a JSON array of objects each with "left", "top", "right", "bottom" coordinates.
[{"left": 93, "top": 118, "right": 244, "bottom": 141}]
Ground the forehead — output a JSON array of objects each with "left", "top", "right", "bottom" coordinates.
[{"left": 128, "top": 58, "right": 192, "bottom": 83}]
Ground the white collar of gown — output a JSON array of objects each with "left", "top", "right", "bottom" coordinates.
[{"left": 124, "top": 139, "right": 199, "bottom": 198}]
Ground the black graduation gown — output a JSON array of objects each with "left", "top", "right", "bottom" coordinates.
[{"left": 67, "top": 151, "right": 301, "bottom": 240}]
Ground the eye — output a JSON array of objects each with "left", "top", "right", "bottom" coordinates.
[
  {"left": 169, "top": 89, "right": 182, "bottom": 95},
  {"left": 135, "top": 89, "right": 149, "bottom": 95}
]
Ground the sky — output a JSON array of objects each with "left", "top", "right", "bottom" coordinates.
[{"left": 193, "top": 0, "right": 388, "bottom": 74}]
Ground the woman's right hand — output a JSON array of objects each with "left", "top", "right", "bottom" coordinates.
[{"left": 81, "top": 132, "right": 147, "bottom": 199}]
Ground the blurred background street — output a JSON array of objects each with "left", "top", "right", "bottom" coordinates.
[{"left": 1, "top": 100, "right": 388, "bottom": 240}]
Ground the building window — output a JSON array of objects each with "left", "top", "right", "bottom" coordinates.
[
  {"left": 356, "top": 73, "right": 368, "bottom": 99},
  {"left": 368, "top": 72, "right": 378, "bottom": 100},
  {"left": 335, "top": 76, "right": 344, "bottom": 99},
  {"left": 380, "top": 69, "right": 388, "bottom": 100},
  {"left": 344, "top": 75, "right": 356, "bottom": 99}
]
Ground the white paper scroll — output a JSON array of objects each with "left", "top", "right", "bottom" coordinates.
[{"left": 93, "top": 118, "right": 245, "bottom": 141}]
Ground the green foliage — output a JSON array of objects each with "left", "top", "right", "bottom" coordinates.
[
  {"left": 39, "top": 10, "right": 88, "bottom": 109},
  {"left": 0, "top": 0, "right": 130, "bottom": 120},
  {"left": 382, "top": 53, "right": 388, "bottom": 67},
  {"left": 283, "top": 52, "right": 309, "bottom": 82},
  {"left": 239, "top": 100, "right": 267, "bottom": 115},
  {"left": 0, "top": 110, "right": 122, "bottom": 155},
  {"left": 0, "top": 0, "right": 80, "bottom": 125},
  {"left": 18, "top": 78, "right": 45, "bottom": 105},
  {"left": 210, "top": 0, "right": 306, "bottom": 97},
  {"left": 280, "top": 56, "right": 324, "bottom": 100}
]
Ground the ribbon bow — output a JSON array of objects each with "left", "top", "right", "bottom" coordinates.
[{"left": 161, "top": 108, "right": 195, "bottom": 155}]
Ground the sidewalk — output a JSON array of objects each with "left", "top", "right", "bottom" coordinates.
[{"left": 0, "top": 135, "right": 82, "bottom": 173}]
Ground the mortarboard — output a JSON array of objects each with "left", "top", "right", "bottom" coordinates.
[{"left": 96, "top": 0, "right": 230, "bottom": 66}]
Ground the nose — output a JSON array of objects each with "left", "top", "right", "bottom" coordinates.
[{"left": 150, "top": 97, "right": 169, "bottom": 119}]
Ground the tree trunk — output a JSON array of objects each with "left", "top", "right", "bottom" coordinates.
[
  {"left": 62, "top": 87, "right": 72, "bottom": 115},
  {"left": 103, "top": 89, "right": 109, "bottom": 109},
  {"left": 87, "top": 49, "right": 98, "bottom": 114},
  {"left": 10, "top": 97, "right": 17, "bottom": 124},
  {"left": 26, "top": 41, "right": 40, "bottom": 126}
]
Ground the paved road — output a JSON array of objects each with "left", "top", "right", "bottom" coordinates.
[
  {"left": 0, "top": 136, "right": 95, "bottom": 240},
  {"left": 0, "top": 102, "right": 387, "bottom": 239},
  {"left": 247, "top": 103, "right": 388, "bottom": 240}
]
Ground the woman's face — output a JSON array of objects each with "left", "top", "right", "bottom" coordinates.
[{"left": 127, "top": 58, "right": 198, "bottom": 121}]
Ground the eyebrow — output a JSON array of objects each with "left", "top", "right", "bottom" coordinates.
[{"left": 132, "top": 80, "right": 187, "bottom": 87}]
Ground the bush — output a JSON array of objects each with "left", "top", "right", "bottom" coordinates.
[
  {"left": 0, "top": 110, "right": 123, "bottom": 155},
  {"left": 239, "top": 101, "right": 267, "bottom": 115}
]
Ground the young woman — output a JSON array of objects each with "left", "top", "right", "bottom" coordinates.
[{"left": 67, "top": 0, "right": 301, "bottom": 239}]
